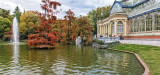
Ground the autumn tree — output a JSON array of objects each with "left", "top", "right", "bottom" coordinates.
[
  {"left": 4, "top": 24, "right": 12, "bottom": 41},
  {"left": 27, "top": 0, "right": 61, "bottom": 48},
  {"left": 19, "top": 11, "right": 39, "bottom": 39},
  {"left": 60, "top": 9, "right": 77, "bottom": 44},
  {"left": 59, "top": 10, "right": 94, "bottom": 45},
  {"left": 76, "top": 16, "right": 94, "bottom": 45},
  {"left": 58, "top": 20, "right": 68, "bottom": 44},
  {"left": 52, "top": 19, "right": 65, "bottom": 42}
]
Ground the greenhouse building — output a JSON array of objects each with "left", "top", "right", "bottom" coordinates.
[{"left": 97, "top": 0, "right": 160, "bottom": 39}]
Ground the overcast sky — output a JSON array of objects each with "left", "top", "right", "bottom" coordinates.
[{"left": 0, "top": 0, "right": 114, "bottom": 19}]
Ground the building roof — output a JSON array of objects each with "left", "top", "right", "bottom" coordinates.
[
  {"left": 110, "top": 0, "right": 149, "bottom": 14},
  {"left": 128, "top": 3, "right": 160, "bottom": 19},
  {"left": 122, "top": 0, "right": 148, "bottom": 8}
]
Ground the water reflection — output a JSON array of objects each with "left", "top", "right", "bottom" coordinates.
[
  {"left": 0, "top": 43, "right": 144, "bottom": 75},
  {"left": 11, "top": 43, "right": 20, "bottom": 74}
]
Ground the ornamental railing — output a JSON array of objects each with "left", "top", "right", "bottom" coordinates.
[{"left": 95, "top": 37, "right": 119, "bottom": 43}]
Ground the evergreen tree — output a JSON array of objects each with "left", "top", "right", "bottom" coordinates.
[{"left": 13, "top": 6, "right": 21, "bottom": 23}]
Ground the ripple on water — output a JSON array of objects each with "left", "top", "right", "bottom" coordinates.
[{"left": 0, "top": 43, "right": 144, "bottom": 75}]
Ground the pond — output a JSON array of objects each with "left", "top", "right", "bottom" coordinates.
[{"left": 0, "top": 42, "right": 144, "bottom": 75}]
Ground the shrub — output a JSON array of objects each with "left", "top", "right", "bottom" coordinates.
[
  {"left": 106, "top": 41, "right": 120, "bottom": 49},
  {"left": 93, "top": 39, "right": 104, "bottom": 45}
]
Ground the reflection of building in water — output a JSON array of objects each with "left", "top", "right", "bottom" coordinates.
[
  {"left": 97, "top": 0, "right": 160, "bottom": 39},
  {"left": 122, "top": 53, "right": 129, "bottom": 67}
]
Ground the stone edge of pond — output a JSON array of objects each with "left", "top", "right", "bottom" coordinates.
[{"left": 108, "top": 48, "right": 150, "bottom": 75}]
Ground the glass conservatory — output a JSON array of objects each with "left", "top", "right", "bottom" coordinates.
[{"left": 97, "top": 0, "right": 160, "bottom": 39}]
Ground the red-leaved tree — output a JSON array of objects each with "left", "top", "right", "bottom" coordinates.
[
  {"left": 5, "top": 24, "right": 12, "bottom": 41},
  {"left": 27, "top": 0, "right": 61, "bottom": 48},
  {"left": 60, "top": 9, "right": 77, "bottom": 44}
]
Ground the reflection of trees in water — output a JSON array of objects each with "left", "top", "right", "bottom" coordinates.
[
  {"left": 27, "top": 49, "right": 58, "bottom": 74},
  {"left": 96, "top": 50, "right": 144, "bottom": 75},
  {"left": 26, "top": 45, "right": 98, "bottom": 74},
  {"left": 0, "top": 45, "right": 13, "bottom": 64},
  {"left": 14, "top": 44, "right": 144, "bottom": 74},
  {"left": 0, "top": 44, "right": 13, "bottom": 74},
  {"left": 1, "top": 43, "right": 20, "bottom": 74}
]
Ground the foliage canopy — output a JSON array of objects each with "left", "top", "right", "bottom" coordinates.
[
  {"left": 19, "top": 11, "right": 39, "bottom": 39},
  {"left": 27, "top": 0, "right": 61, "bottom": 48}
]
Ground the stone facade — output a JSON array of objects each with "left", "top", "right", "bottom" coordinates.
[{"left": 97, "top": 0, "right": 160, "bottom": 39}]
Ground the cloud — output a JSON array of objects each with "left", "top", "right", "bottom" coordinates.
[{"left": 0, "top": 0, "right": 114, "bottom": 19}]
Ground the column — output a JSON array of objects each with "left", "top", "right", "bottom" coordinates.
[
  {"left": 124, "top": 19, "right": 127, "bottom": 36},
  {"left": 98, "top": 26, "right": 100, "bottom": 36},
  {"left": 107, "top": 25, "right": 108, "bottom": 37},
  {"left": 103, "top": 25, "right": 104, "bottom": 36},
  {"left": 103, "top": 25, "right": 105, "bottom": 37},
  {"left": 110, "top": 22, "right": 113, "bottom": 36},
  {"left": 100, "top": 25, "right": 101, "bottom": 36},
  {"left": 102, "top": 25, "right": 103, "bottom": 36},
  {"left": 114, "top": 20, "right": 117, "bottom": 35},
  {"left": 105, "top": 25, "right": 106, "bottom": 37},
  {"left": 97, "top": 25, "right": 99, "bottom": 36}
]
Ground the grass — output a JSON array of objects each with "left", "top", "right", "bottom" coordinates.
[{"left": 113, "top": 44, "right": 160, "bottom": 75}]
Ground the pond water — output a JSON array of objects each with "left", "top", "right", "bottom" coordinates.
[{"left": 0, "top": 42, "right": 144, "bottom": 75}]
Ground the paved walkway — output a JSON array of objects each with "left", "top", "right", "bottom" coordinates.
[{"left": 120, "top": 40, "right": 160, "bottom": 47}]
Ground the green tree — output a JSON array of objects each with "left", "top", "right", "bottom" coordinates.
[
  {"left": 7, "top": 15, "right": 14, "bottom": 22},
  {"left": 0, "top": 8, "right": 14, "bottom": 22},
  {"left": 19, "top": 11, "right": 39, "bottom": 39},
  {"left": 88, "top": 6, "right": 111, "bottom": 34},
  {"left": 0, "top": 8, "right": 10, "bottom": 18},
  {"left": 0, "top": 17, "right": 12, "bottom": 40},
  {"left": 13, "top": 6, "right": 21, "bottom": 23}
]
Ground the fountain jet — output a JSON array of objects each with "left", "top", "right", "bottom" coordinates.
[{"left": 12, "top": 17, "right": 19, "bottom": 43}]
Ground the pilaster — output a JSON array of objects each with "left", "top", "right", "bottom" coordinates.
[{"left": 114, "top": 20, "right": 117, "bottom": 35}]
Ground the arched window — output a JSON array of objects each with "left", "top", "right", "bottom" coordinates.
[
  {"left": 155, "top": 13, "right": 160, "bottom": 30},
  {"left": 111, "top": 21, "right": 114, "bottom": 34},
  {"left": 117, "top": 21, "right": 123, "bottom": 33},
  {"left": 146, "top": 15, "right": 152, "bottom": 31}
]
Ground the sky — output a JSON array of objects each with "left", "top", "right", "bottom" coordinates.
[{"left": 0, "top": 0, "right": 114, "bottom": 19}]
